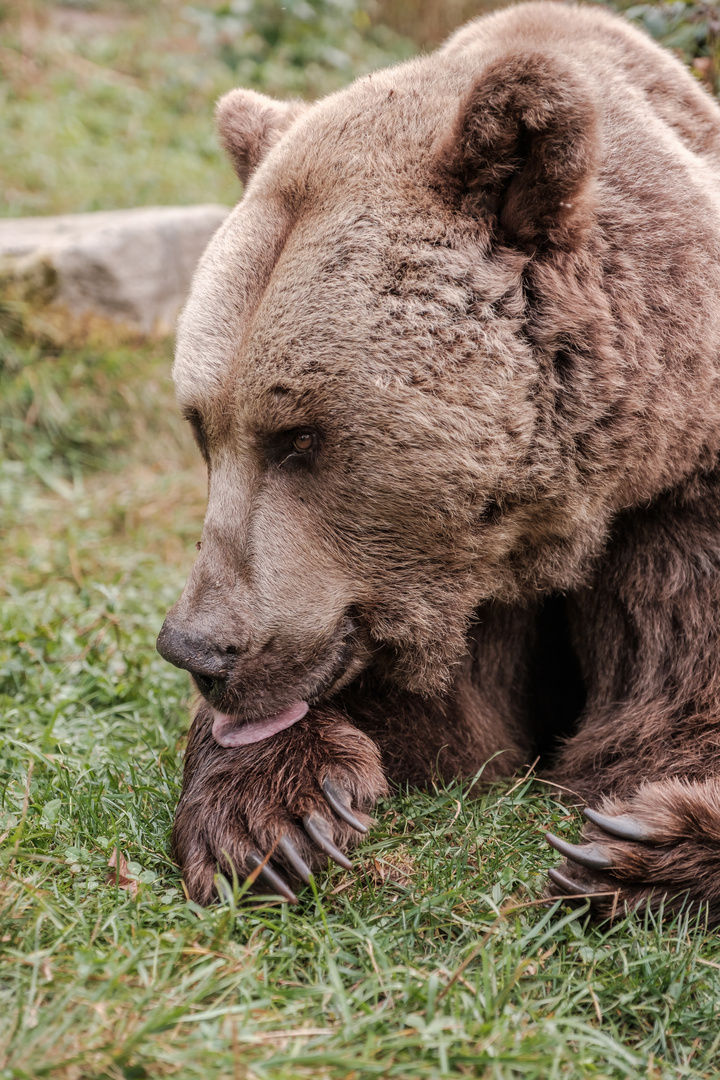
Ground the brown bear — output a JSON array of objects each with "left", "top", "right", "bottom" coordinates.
[{"left": 157, "top": 0, "right": 720, "bottom": 922}]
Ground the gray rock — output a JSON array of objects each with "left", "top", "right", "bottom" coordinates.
[{"left": 0, "top": 204, "right": 229, "bottom": 333}]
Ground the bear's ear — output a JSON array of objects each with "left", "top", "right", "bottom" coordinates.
[
  {"left": 216, "top": 89, "right": 308, "bottom": 185},
  {"left": 438, "top": 52, "right": 598, "bottom": 251}
]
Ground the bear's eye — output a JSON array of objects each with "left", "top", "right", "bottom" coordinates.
[
  {"left": 293, "top": 431, "right": 315, "bottom": 454},
  {"left": 267, "top": 426, "right": 320, "bottom": 468}
]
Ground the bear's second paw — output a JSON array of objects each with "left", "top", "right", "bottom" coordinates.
[
  {"left": 172, "top": 704, "right": 388, "bottom": 905},
  {"left": 545, "top": 778, "right": 720, "bottom": 924}
]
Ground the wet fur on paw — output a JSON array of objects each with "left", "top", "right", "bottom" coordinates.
[
  {"left": 172, "top": 702, "right": 389, "bottom": 905},
  {"left": 546, "top": 779, "right": 720, "bottom": 923}
]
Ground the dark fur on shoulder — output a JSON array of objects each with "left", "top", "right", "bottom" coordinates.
[{"left": 161, "top": 2, "right": 720, "bottom": 925}]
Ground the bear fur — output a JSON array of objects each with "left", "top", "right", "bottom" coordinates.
[{"left": 157, "top": 1, "right": 720, "bottom": 922}]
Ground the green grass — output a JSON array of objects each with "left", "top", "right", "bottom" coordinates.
[
  {"left": 3, "top": 569, "right": 720, "bottom": 1078},
  {"left": 0, "top": 3, "right": 236, "bottom": 217}
]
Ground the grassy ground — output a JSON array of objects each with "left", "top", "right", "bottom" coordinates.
[{"left": 3, "top": 1, "right": 720, "bottom": 1077}]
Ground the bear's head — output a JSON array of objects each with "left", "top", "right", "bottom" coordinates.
[{"left": 157, "top": 49, "right": 605, "bottom": 743}]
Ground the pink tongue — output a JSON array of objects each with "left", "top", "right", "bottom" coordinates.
[{"left": 211, "top": 701, "right": 309, "bottom": 747}]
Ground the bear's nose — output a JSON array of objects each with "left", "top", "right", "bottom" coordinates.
[{"left": 156, "top": 619, "right": 231, "bottom": 697}]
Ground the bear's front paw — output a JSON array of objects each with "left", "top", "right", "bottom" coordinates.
[
  {"left": 172, "top": 704, "right": 388, "bottom": 905},
  {"left": 545, "top": 779, "right": 720, "bottom": 924}
]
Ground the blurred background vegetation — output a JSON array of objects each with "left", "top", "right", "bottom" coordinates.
[
  {"left": 0, "top": 0, "right": 469, "bottom": 218},
  {"left": 1, "top": 0, "right": 718, "bottom": 220}
]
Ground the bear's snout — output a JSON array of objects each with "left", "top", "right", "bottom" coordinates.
[
  {"left": 157, "top": 598, "right": 368, "bottom": 722},
  {"left": 156, "top": 618, "right": 234, "bottom": 701}
]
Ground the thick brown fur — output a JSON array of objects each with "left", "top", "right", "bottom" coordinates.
[{"left": 161, "top": 2, "right": 720, "bottom": 924}]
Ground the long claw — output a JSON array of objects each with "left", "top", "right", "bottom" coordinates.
[
  {"left": 277, "top": 835, "right": 313, "bottom": 885},
  {"left": 247, "top": 851, "right": 298, "bottom": 903},
  {"left": 584, "top": 807, "right": 656, "bottom": 843},
  {"left": 548, "top": 866, "right": 597, "bottom": 897},
  {"left": 322, "top": 778, "right": 368, "bottom": 834},
  {"left": 545, "top": 832, "right": 614, "bottom": 871},
  {"left": 303, "top": 812, "right": 353, "bottom": 871}
]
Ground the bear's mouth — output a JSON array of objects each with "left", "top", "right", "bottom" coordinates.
[
  {"left": 208, "top": 652, "right": 349, "bottom": 748},
  {"left": 206, "top": 623, "right": 366, "bottom": 747},
  {"left": 211, "top": 700, "right": 309, "bottom": 747}
]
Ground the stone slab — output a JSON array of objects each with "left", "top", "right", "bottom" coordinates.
[{"left": 0, "top": 204, "right": 229, "bottom": 333}]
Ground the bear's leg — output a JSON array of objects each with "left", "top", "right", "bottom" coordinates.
[
  {"left": 546, "top": 779, "right": 720, "bottom": 923},
  {"left": 546, "top": 469, "right": 720, "bottom": 923},
  {"left": 173, "top": 704, "right": 389, "bottom": 905},
  {"left": 349, "top": 599, "right": 542, "bottom": 787}
]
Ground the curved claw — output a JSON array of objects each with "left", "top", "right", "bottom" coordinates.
[
  {"left": 545, "top": 831, "right": 614, "bottom": 871},
  {"left": 322, "top": 778, "right": 368, "bottom": 834},
  {"left": 547, "top": 866, "right": 598, "bottom": 897},
  {"left": 584, "top": 807, "right": 656, "bottom": 843},
  {"left": 303, "top": 812, "right": 353, "bottom": 871},
  {"left": 277, "top": 835, "right": 313, "bottom": 886},
  {"left": 247, "top": 851, "right": 298, "bottom": 903}
]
